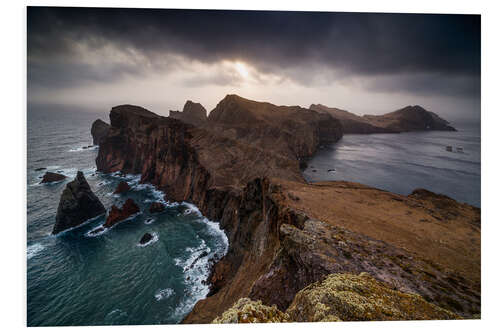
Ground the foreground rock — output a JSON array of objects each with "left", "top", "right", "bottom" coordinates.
[
  {"left": 169, "top": 100, "right": 208, "bottom": 127},
  {"left": 213, "top": 298, "right": 290, "bottom": 324},
  {"left": 287, "top": 273, "right": 459, "bottom": 321},
  {"left": 52, "top": 171, "right": 105, "bottom": 234},
  {"left": 310, "top": 104, "right": 456, "bottom": 134},
  {"left": 139, "top": 232, "right": 153, "bottom": 245},
  {"left": 149, "top": 202, "right": 165, "bottom": 213},
  {"left": 91, "top": 119, "right": 110, "bottom": 145},
  {"left": 40, "top": 171, "right": 66, "bottom": 184},
  {"left": 113, "top": 181, "right": 130, "bottom": 194},
  {"left": 214, "top": 273, "right": 459, "bottom": 323},
  {"left": 93, "top": 95, "right": 479, "bottom": 323},
  {"left": 103, "top": 198, "right": 140, "bottom": 228}
]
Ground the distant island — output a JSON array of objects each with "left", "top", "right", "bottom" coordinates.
[
  {"left": 77, "top": 95, "right": 479, "bottom": 323},
  {"left": 310, "top": 104, "right": 456, "bottom": 134}
]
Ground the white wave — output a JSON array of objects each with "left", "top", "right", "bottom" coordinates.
[
  {"left": 154, "top": 288, "right": 174, "bottom": 301},
  {"left": 137, "top": 232, "right": 159, "bottom": 247},
  {"left": 144, "top": 218, "right": 155, "bottom": 225},
  {"left": 69, "top": 145, "right": 98, "bottom": 152},
  {"left": 85, "top": 225, "right": 108, "bottom": 237},
  {"left": 85, "top": 212, "right": 141, "bottom": 238},
  {"left": 27, "top": 243, "right": 44, "bottom": 260}
]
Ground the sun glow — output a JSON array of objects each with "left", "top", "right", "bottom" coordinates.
[{"left": 234, "top": 62, "right": 250, "bottom": 78}]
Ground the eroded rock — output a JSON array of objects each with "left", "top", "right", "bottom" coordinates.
[
  {"left": 40, "top": 172, "right": 66, "bottom": 184},
  {"left": 52, "top": 171, "right": 105, "bottom": 234},
  {"left": 104, "top": 198, "right": 140, "bottom": 228}
]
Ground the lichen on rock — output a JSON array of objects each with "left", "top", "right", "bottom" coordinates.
[
  {"left": 212, "top": 298, "right": 290, "bottom": 324},
  {"left": 286, "top": 273, "right": 460, "bottom": 322}
]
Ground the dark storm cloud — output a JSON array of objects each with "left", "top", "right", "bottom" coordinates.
[{"left": 27, "top": 7, "right": 480, "bottom": 97}]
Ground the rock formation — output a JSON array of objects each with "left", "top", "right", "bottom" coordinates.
[
  {"left": 91, "top": 119, "right": 110, "bottom": 145},
  {"left": 169, "top": 100, "right": 208, "bottom": 127},
  {"left": 212, "top": 298, "right": 290, "bottom": 323},
  {"left": 149, "top": 202, "right": 165, "bottom": 213},
  {"left": 310, "top": 104, "right": 456, "bottom": 134},
  {"left": 103, "top": 198, "right": 140, "bottom": 228},
  {"left": 113, "top": 181, "right": 130, "bottom": 194},
  {"left": 40, "top": 171, "right": 66, "bottom": 184},
  {"left": 214, "top": 273, "right": 459, "bottom": 323},
  {"left": 139, "top": 232, "right": 153, "bottom": 245},
  {"left": 52, "top": 171, "right": 105, "bottom": 234},
  {"left": 93, "top": 95, "right": 479, "bottom": 323}
]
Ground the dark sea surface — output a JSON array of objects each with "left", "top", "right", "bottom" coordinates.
[
  {"left": 303, "top": 123, "right": 481, "bottom": 207},
  {"left": 27, "top": 108, "right": 228, "bottom": 326}
]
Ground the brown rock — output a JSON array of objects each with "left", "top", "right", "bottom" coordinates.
[
  {"left": 40, "top": 171, "right": 66, "bottom": 184},
  {"left": 149, "top": 202, "right": 165, "bottom": 213},
  {"left": 104, "top": 198, "right": 140, "bottom": 228},
  {"left": 113, "top": 181, "right": 131, "bottom": 194}
]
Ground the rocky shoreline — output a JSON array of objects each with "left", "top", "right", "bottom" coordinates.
[{"left": 91, "top": 95, "right": 479, "bottom": 322}]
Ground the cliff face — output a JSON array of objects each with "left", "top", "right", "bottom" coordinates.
[
  {"left": 310, "top": 104, "right": 456, "bottom": 133},
  {"left": 91, "top": 119, "right": 110, "bottom": 145},
  {"left": 169, "top": 100, "right": 208, "bottom": 127},
  {"left": 209, "top": 95, "right": 343, "bottom": 162},
  {"left": 95, "top": 95, "right": 479, "bottom": 323}
]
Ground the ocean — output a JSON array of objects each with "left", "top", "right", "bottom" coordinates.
[
  {"left": 303, "top": 123, "right": 481, "bottom": 207},
  {"left": 27, "top": 107, "right": 228, "bottom": 326}
]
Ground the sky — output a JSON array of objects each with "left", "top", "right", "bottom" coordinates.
[{"left": 27, "top": 7, "right": 481, "bottom": 121}]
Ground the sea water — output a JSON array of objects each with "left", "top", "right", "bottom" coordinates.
[
  {"left": 303, "top": 122, "right": 480, "bottom": 207},
  {"left": 27, "top": 107, "right": 228, "bottom": 326}
]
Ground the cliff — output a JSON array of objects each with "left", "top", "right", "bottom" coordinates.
[
  {"left": 310, "top": 104, "right": 456, "bottom": 134},
  {"left": 91, "top": 119, "right": 110, "bottom": 145},
  {"left": 169, "top": 100, "right": 208, "bottom": 127},
  {"left": 94, "top": 95, "right": 479, "bottom": 323}
]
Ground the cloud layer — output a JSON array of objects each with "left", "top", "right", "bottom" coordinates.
[{"left": 27, "top": 7, "right": 480, "bottom": 119}]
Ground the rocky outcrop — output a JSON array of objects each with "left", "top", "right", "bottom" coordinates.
[
  {"left": 91, "top": 119, "right": 110, "bottom": 145},
  {"left": 113, "top": 181, "right": 130, "bottom": 194},
  {"left": 93, "top": 95, "right": 479, "bottom": 323},
  {"left": 139, "top": 232, "right": 153, "bottom": 245},
  {"left": 149, "top": 202, "right": 165, "bottom": 213},
  {"left": 40, "top": 171, "right": 66, "bottom": 183},
  {"left": 310, "top": 104, "right": 456, "bottom": 133},
  {"left": 214, "top": 272, "right": 459, "bottom": 323},
  {"left": 169, "top": 100, "right": 208, "bottom": 127},
  {"left": 52, "top": 171, "right": 105, "bottom": 234},
  {"left": 103, "top": 198, "right": 140, "bottom": 228}
]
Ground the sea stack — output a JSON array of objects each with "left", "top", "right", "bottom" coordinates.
[
  {"left": 91, "top": 119, "right": 110, "bottom": 145},
  {"left": 53, "top": 171, "right": 106, "bottom": 234}
]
